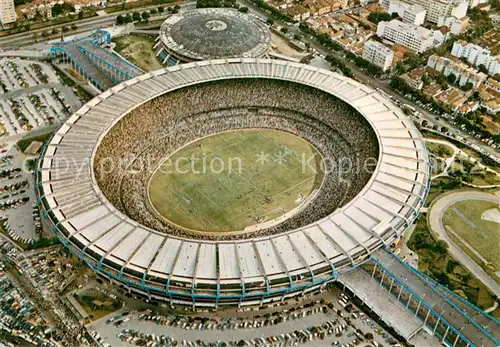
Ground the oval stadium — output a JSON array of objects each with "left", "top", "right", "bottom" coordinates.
[
  {"left": 154, "top": 8, "right": 271, "bottom": 65},
  {"left": 35, "top": 59, "right": 430, "bottom": 308}
]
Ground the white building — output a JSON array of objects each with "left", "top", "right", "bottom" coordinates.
[
  {"left": 376, "top": 19, "right": 444, "bottom": 53},
  {"left": 467, "top": 0, "right": 488, "bottom": 8},
  {"left": 451, "top": 40, "right": 500, "bottom": 77},
  {"left": 380, "top": 0, "right": 467, "bottom": 24},
  {"left": 388, "top": 1, "right": 426, "bottom": 25},
  {"left": 0, "top": 0, "right": 16, "bottom": 25},
  {"left": 363, "top": 40, "right": 394, "bottom": 71},
  {"left": 441, "top": 15, "right": 468, "bottom": 35},
  {"left": 427, "top": 54, "right": 488, "bottom": 88}
]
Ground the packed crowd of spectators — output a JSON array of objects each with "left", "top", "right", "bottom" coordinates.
[{"left": 94, "top": 79, "right": 379, "bottom": 240}]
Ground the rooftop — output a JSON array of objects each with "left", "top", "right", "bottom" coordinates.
[{"left": 158, "top": 8, "right": 271, "bottom": 61}]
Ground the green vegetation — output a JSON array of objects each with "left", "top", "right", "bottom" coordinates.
[
  {"left": 148, "top": 129, "right": 324, "bottom": 232},
  {"left": 112, "top": 35, "right": 162, "bottom": 71},
  {"left": 408, "top": 216, "right": 498, "bottom": 311},
  {"left": 325, "top": 55, "right": 354, "bottom": 78},
  {"left": 367, "top": 11, "right": 391, "bottom": 24},
  {"left": 28, "top": 236, "right": 59, "bottom": 250},
  {"left": 17, "top": 133, "right": 51, "bottom": 153},
  {"left": 197, "top": 0, "right": 237, "bottom": 8},
  {"left": 75, "top": 289, "right": 122, "bottom": 321},
  {"left": 250, "top": 0, "right": 296, "bottom": 23},
  {"left": 442, "top": 200, "right": 499, "bottom": 271},
  {"left": 51, "top": 2, "right": 75, "bottom": 17},
  {"left": 426, "top": 142, "right": 454, "bottom": 158}
]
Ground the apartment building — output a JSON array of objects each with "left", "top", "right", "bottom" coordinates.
[
  {"left": 376, "top": 19, "right": 444, "bottom": 53},
  {"left": 362, "top": 40, "right": 394, "bottom": 71},
  {"left": 427, "top": 54, "right": 488, "bottom": 88},
  {"left": 380, "top": 0, "right": 467, "bottom": 24},
  {"left": 451, "top": 39, "right": 500, "bottom": 77},
  {"left": 388, "top": 1, "right": 426, "bottom": 25},
  {"left": 0, "top": 0, "right": 16, "bottom": 25}
]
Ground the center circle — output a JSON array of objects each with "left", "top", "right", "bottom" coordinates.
[
  {"left": 147, "top": 129, "right": 325, "bottom": 234},
  {"left": 205, "top": 19, "right": 227, "bottom": 31}
]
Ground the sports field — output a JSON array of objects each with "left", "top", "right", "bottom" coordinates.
[
  {"left": 442, "top": 200, "right": 500, "bottom": 271},
  {"left": 148, "top": 129, "right": 324, "bottom": 233}
]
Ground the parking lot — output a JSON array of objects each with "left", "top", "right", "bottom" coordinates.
[
  {"left": 0, "top": 142, "right": 42, "bottom": 245},
  {"left": 0, "top": 57, "right": 81, "bottom": 137},
  {"left": 88, "top": 287, "right": 412, "bottom": 347}
]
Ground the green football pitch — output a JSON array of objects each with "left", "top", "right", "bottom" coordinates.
[{"left": 148, "top": 129, "right": 324, "bottom": 233}]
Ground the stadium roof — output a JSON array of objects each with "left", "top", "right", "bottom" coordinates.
[
  {"left": 38, "top": 59, "right": 430, "bottom": 286},
  {"left": 158, "top": 8, "right": 271, "bottom": 61}
]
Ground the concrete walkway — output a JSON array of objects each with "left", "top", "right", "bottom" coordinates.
[{"left": 427, "top": 190, "right": 500, "bottom": 296}]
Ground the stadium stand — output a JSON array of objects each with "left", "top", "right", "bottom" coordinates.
[{"left": 35, "top": 59, "right": 430, "bottom": 308}]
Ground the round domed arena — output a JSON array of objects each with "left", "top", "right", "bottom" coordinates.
[
  {"left": 154, "top": 8, "right": 271, "bottom": 65},
  {"left": 35, "top": 59, "right": 430, "bottom": 308}
]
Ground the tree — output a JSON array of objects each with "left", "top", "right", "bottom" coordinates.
[
  {"left": 62, "top": 26, "right": 69, "bottom": 32},
  {"left": 367, "top": 11, "right": 391, "bottom": 24},
  {"left": 52, "top": 3, "right": 64, "bottom": 16},
  {"left": 132, "top": 11, "right": 141, "bottom": 21},
  {"left": 116, "top": 14, "right": 125, "bottom": 25},
  {"left": 173, "top": 4, "right": 181, "bottom": 10},
  {"left": 33, "top": 32, "right": 39, "bottom": 40},
  {"left": 266, "top": 17, "right": 274, "bottom": 25},
  {"left": 461, "top": 82, "right": 473, "bottom": 91},
  {"left": 78, "top": 11, "right": 84, "bottom": 20},
  {"left": 421, "top": 120, "right": 428, "bottom": 127},
  {"left": 440, "top": 126, "right": 448, "bottom": 133},
  {"left": 150, "top": 8, "right": 157, "bottom": 14},
  {"left": 125, "top": 13, "right": 133, "bottom": 23},
  {"left": 158, "top": 6, "right": 164, "bottom": 13},
  {"left": 446, "top": 73, "right": 456, "bottom": 84},
  {"left": 141, "top": 11, "right": 150, "bottom": 20},
  {"left": 238, "top": 6, "right": 248, "bottom": 13},
  {"left": 280, "top": 27, "right": 288, "bottom": 34},
  {"left": 71, "top": 23, "right": 77, "bottom": 30}
]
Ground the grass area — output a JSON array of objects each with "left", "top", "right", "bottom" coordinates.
[
  {"left": 408, "top": 216, "right": 499, "bottom": 314},
  {"left": 16, "top": 133, "right": 51, "bottom": 153},
  {"left": 148, "top": 129, "right": 324, "bottom": 232},
  {"left": 112, "top": 35, "right": 162, "bottom": 71},
  {"left": 74, "top": 288, "right": 122, "bottom": 321},
  {"left": 426, "top": 141, "right": 454, "bottom": 158},
  {"left": 442, "top": 200, "right": 499, "bottom": 271},
  {"left": 470, "top": 170, "right": 500, "bottom": 186}
]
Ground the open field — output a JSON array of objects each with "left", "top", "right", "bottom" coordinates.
[
  {"left": 148, "top": 129, "right": 324, "bottom": 233},
  {"left": 112, "top": 35, "right": 162, "bottom": 71},
  {"left": 442, "top": 200, "right": 499, "bottom": 271}
]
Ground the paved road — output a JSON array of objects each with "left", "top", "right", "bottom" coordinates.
[
  {"left": 0, "top": 1, "right": 195, "bottom": 49},
  {"left": 427, "top": 191, "right": 500, "bottom": 297}
]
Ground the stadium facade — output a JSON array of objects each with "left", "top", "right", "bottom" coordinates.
[
  {"left": 154, "top": 8, "right": 271, "bottom": 65},
  {"left": 35, "top": 59, "right": 430, "bottom": 308}
]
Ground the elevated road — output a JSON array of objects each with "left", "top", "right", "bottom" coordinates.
[{"left": 373, "top": 250, "right": 499, "bottom": 347}]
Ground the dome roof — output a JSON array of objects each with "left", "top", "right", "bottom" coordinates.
[{"left": 159, "top": 8, "right": 271, "bottom": 60}]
